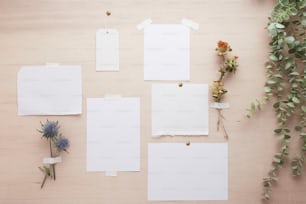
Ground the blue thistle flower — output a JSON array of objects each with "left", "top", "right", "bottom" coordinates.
[
  {"left": 40, "top": 120, "right": 60, "bottom": 139},
  {"left": 55, "top": 136, "right": 70, "bottom": 152}
]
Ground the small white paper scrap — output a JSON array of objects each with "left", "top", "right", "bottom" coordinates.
[
  {"left": 43, "top": 157, "right": 62, "bottom": 164},
  {"left": 96, "top": 29, "right": 119, "bottom": 71},
  {"left": 17, "top": 65, "right": 82, "bottom": 115},
  {"left": 210, "top": 102, "right": 230, "bottom": 109},
  {"left": 144, "top": 24, "right": 190, "bottom": 80},
  {"left": 148, "top": 143, "right": 228, "bottom": 201},
  {"left": 137, "top": 18, "right": 152, "bottom": 30},
  {"left": 86, "top": 97, "right": 140, "bottom": 172},
  {"left": 152, "top": 84, "right": 208, "bottom": 136}
]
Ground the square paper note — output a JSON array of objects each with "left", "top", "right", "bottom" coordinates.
[
  {"left": 144, "top": 24, "right": 189, "bottom": 80},
  {"left": 151, "top": 84, "right": 208, "bottom": 136}
]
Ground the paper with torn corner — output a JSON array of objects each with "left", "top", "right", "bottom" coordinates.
[
  {"left": 17, "top": 65, "right": 82, "bottom": 115},
  {"left": 144, "top": 24, "right": 190, "bottom": 80},
  {"left": 86, "top": 97, "right": 140, "bottom": 172},
  {"left": 148, "top": 143, "right": 228, "bottom": 201},
  {"left": 96, "top": 29, "right": 119, "bottom": 71},
  {"left": 151, "top": 84, "right": 208, "bottom": 136}
]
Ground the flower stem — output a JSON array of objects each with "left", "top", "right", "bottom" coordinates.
[
  {"left": 41, "top": 174, "right": 47, "bottom": 189},
  {"left": 49, "top": 139, "right": 56, "bottom": 180},
  {"left": 217, "top": 109, "right": 229, "bottom": 139}
]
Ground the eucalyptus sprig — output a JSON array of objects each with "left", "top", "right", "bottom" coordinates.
[
  {"left": 211, "top": 41, "right": 239, "bottom": 138},
  {"left": 38, "top": 120, "right": 70, "bottom": 189},
  {"left": 246, "top": 0, "right": 305, "bottom": 201}
]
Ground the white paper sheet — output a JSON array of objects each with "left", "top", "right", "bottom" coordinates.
[
  {"left": 148, "top": 143, "right": 228, "bottom": 201},
  {"left": 96, "top": 29, "right": 119, "bottom": 71},
  {"left": 17, "top": 65, "right": 82, "bottom": 115},
  {"left": 151, "top": 84, "right": 208, "bottom": 136},
  {"left": 86, "top": 97, "right": 140, "bottom": 172},
  {"left": 144, "top": 24, "right": 190, "bottom": 80}
]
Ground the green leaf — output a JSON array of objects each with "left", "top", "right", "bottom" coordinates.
[
  {"left": 292, "top": 97, "right": 300, "bottom": 104},
  {"left": 267, "top": 79, "right": 277, "bottom": 84},
  {"left": 274, "top": 128, "right": 282, "bottom": 134},
  {"left": 273, "top": 157, "right": 282, "bottom": 164},
  {"left": 287, "top": 102, "right": 295, "bottom": 108},
  {"left": 274, "top": 74, "right": 283, "bottom": 78},
  {"left": 285, "top": 36, "right": 295, "bottom": 45},
  {"left": 289, "top": 71, "right": 299, "bottom": 76},
  {"left": 275, "top": 23, "right": 285, "bottom": 28},
  {"left": 264, "top": 193, "right": 270, "bottom": 200},
  {"left": 273, "top": 102, "right": 280, "bottom": 108},
  {"left": 302, "top": 106, "right": 306, "bottom": 112},
  {"left": 264, "top": 86, "right": 271, "bottom": 93},
  {"left": 269, "top": 54, "right": 278, "bottom": 61},
  {"left": 284, "top": 62, "right": 291, "bottom": 70},
  {"left": 284, "top": 135, "right": 291, "bottom": 141}
]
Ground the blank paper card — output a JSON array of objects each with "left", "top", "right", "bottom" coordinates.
[
  {"left": 151, "top": 84, "right": 208, "bottom": 136},
  {"left": 96, "top": 29, "right": 119, "bottom": 71},
  {"left": 148, "top": 143, "right": 228, "bottom": 201},
  {"left": 144, "top": 24, "right": 190, "bottom": 80},
  {"left": 86, "top": 97, "right": 140, "bottom": 172},
  {"left": 17, "top": 65, "right": 82, "bottom": 115}
]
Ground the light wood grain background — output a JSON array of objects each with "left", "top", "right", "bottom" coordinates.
[{"left": 0, "top": 0, "right": 305, "bottom": 203}]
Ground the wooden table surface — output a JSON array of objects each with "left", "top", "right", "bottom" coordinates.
[{"left": 0, "top": 0, "right": 305, "bottom": 203}]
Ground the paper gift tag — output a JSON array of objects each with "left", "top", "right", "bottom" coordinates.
[{"left": 96, "top": 29, "right": 119, "bottom": 71}]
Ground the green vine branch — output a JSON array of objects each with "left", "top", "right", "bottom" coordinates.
[{"left": 246, "top": 0, "right": 305, "bottom": 201}]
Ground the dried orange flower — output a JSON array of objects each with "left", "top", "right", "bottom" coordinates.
[{"left": 216, "top": 40, "right": 232, "bottom": 55}]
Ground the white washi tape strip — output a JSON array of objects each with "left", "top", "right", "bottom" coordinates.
[
  {"left": 137, "top": 18, "right": 152, "bottom": 30},
  {"left": 210, "top": 102, "right": 230, "bottom": 109},
  {"left": 45, "top": 63, "right": 60, "bottom": 66},
  {"left": 105, "top": 171, "right": 117, "bottom": 177},
  {"left": 181, "top": 18, "right": 199, "bottom": 30},
  {"left": 104, "top": 94, "right": 122, "bottom": 98},
  {"left": 43, "top": 156, "right": 62, "bottom": 164}
]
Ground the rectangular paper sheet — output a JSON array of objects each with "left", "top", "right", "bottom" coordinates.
[
  {"left": 86, "top": 97, "right": 140, "bottom": 172},
  {"left": 17, "top": 65, "right": 82, "bottom": 115},
  {"left": 96, "top": 29, "right": 119, "bottom": 71},
  {"left": 151, "top": 84, "right": 208, "bottom": 136},
  {"left": 148, "top": 143, "right": 228, "bottom": 201},
  {"left": 144, "top": 24, "right": 189, "bottom": 80}
]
